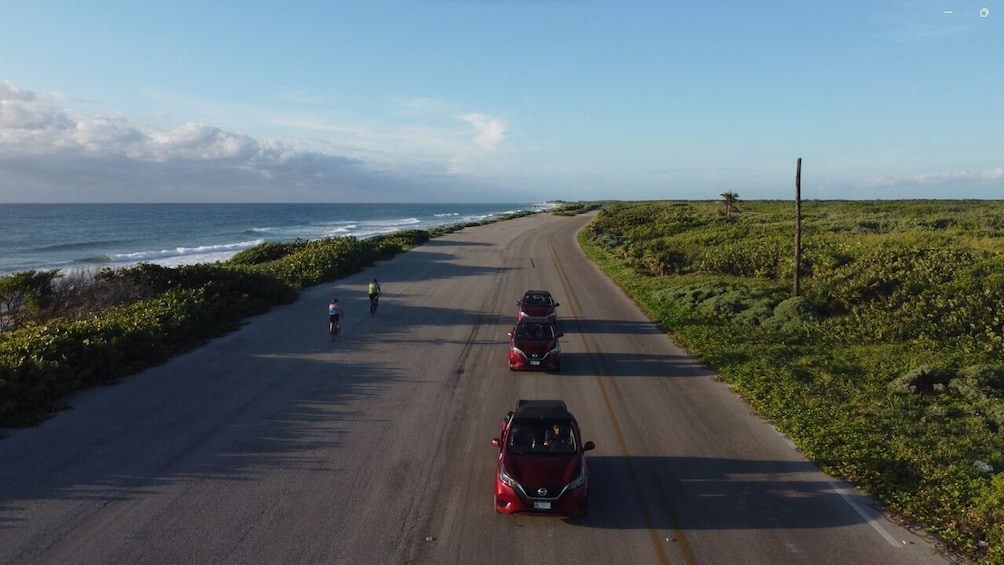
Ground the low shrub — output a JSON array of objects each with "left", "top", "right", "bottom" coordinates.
[
  {"left": 952, "top": 365, "right": 1004, "bottom": 401},
  {"left": 889, "top": 366, "right": 955, "bottom": 395},
  {"left": 0, "top": 225, "right": 472, "bottom": 427},
  {"left": 579, "top": 200, "right": 1004, "bottom": 564}
]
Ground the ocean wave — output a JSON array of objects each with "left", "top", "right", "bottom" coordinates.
[
  {"left": 81, "top": 254, "right": 114, "bottom": 264},
  {"left": 111, "top": 239, "right": 264, "bottom": 263},
  {"left": 2, "top": 203, "right": 543, "bottom": 276},
  {"left": 33, "top": 240, "right": 127, "bottom": 253},
  {"left": 364, "top": 217, "right": 422, "bottom": 227}
]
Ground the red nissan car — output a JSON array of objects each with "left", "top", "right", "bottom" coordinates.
[
  {"left": 491, "top": 400, "right": 595, "bottom": 516},
  {"left": 507, "top": 317, "right": 563, "bottom": 371},
  {"left": 516, "top": 290, "right": 560, "bottom": 323}
]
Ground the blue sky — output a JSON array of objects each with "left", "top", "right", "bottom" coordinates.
[{"left": 1, "top": 0, "right": 1000, "bottom": 203}]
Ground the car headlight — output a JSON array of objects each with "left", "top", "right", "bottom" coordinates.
[
  {"left": 499, "top": 463, "right": 519, "bottom": 489},
  {"left": 566, "top": 465, "right": 587, "bottom": 490},
  {"left": 511, "top": 347, "right": 528, "bottom": 360}
]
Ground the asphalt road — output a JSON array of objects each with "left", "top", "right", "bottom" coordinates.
[{"left": 0, "top": 212, "right": 954, "bottom": 565}]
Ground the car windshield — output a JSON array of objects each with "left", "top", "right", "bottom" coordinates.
[
  {"left": 524, "top": 294, "right": 552, "bottom": 307},
  {"left": 515, "top": 322, "right": 556, "bottom": 340},
  {"left": 507, "top": 421, "right": 577, "bottom": 454}
]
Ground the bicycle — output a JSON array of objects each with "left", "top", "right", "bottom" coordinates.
[
  {"left": 328, "top": 298, "right": 343, "bottom": 340},
  {"left": 368, "top": 278, "right": 381, "bottom": 316}
]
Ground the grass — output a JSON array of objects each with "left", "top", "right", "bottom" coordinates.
[{"left": 579, "top": 200, "right": 1004, "bottom": 564}]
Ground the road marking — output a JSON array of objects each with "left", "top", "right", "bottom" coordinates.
[
  {"left": 828, "top": 480, "right": 901, "bottom": 547},
  {"left": 548, "top": 226, "right": 696, "bottom": 565}
]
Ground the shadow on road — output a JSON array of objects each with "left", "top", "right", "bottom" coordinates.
[
  {"left": 572, "top": 455, "right": 878, "bottom": 531},
  {"left": 0, "top": 344, "right": 407, "bottom": 530},
  {"left": 568, "top": 317, "right": 665, "bottom": 336},
  {"left": 556, "top": 351, "right": 714, "bottom": 378}
]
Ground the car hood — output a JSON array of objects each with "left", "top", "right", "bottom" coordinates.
[
  {"left": 521, "top": 306, "right": 554, "bottom": 317},
  {"left": 512, "top": 338, "right": 558, "bottom": 356},
  {"left": 504, "top": 452, "right": 581, "bottom": 485}
]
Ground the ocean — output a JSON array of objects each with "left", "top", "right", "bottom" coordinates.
[{"left": 0, "top": 202, "right": 548, "bottom": 277}]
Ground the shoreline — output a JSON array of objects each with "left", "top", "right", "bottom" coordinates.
[{"left": 0, "top": 202, "right": 562, "bottom": 278}]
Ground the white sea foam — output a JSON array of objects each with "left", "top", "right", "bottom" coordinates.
[
  {"left": 110, "top": 239, "right": 265, "bottom": 269},
  {"left": 1, "top": 202, "right": 547, "bottom": 276}
]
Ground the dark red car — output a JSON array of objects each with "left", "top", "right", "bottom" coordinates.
[
  {"left": 516, "top": 290, "right": 559, "bottom": 323},
  {"left": 507, "top": 317, "right": 563, "bottom": 371},
  {"left": 491, "top": 400, "right": 595, "bottom": 516}
]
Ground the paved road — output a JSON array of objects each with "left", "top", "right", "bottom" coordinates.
[{"left": 0, "top": 212, "right": 952, "bottom": 564}]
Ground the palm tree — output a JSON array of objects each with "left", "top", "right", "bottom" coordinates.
[{"left": 720, "top": 190, "right": 740, "bottom": 220}]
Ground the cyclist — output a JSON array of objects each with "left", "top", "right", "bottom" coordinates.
[
  {"left": 328, "top": 298, "right": 344, "bottom": 337},
  {"left": 368, "top": 278, "right": 382, "bottom": 314}
]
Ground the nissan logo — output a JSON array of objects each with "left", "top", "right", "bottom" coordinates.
[{"left": 537, "top": 488, "right": 548, "bottom": 496}]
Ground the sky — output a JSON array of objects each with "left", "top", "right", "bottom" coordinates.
[{"left": 1, "top": 0, "right": 1001, "bottom": 203}]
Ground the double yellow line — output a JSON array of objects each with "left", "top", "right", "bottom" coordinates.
[{"left": 549, "top": 225, "right": 697, "bottom": 565}]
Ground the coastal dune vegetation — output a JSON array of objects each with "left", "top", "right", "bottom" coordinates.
[
  {"left": 579, "top": 199, "right": 1004, "bottom": 564},
  {"left": 1, "top": 200, "right": 1002, "bottom": 562},
  {"left": 0, "top": 212, "right": 534, "bottom": 427}
]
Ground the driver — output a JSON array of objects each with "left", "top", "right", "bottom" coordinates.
[{"left": 544, "top": 423, "right": 571, "bottom": 450}]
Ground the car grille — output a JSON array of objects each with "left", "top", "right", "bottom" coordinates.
[{"left": 519, "top": 482, "right": 565, "bottom": 501}]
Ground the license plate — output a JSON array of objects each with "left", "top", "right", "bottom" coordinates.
[
  {"left": 533, "top": 501, "right": 551, "bottom": 510},
  {"left": 530, "top": 360, "right": 540, "bottom": 366}
]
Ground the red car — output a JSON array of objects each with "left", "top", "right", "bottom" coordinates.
[
  {"left": 491, "top": 400, "right": 595, "bottom": 516},
  {"left": 516, "top": 290, "right": 559, "bottom": 323},
  {"left": 508, "top": 317, "right": 563, "bottom": 371}
]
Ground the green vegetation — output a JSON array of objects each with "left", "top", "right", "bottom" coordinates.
[
  {"left": 580, "top": 199, "right": 1004, "bottom": 564},
  {"left": 0, "top": 212, "right": 537, "bottom": 428},
  {"left": 550, "top": 201, "right": 606, "bottom": 216}
]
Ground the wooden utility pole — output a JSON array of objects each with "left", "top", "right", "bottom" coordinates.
[{"left": 794, "top": 158, "right": 802, "bottom": 297}]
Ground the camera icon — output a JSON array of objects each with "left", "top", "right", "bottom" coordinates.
[{"left": 980, "top": 7, "right": 990, "bottom": 17}]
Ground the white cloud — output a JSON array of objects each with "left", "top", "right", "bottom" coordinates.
[
  {"left": 445, "top": 113, "right": 508, "bottom": 174},
  {"left": 867, "top": 168, "right": 1004, "bottom": 187},
  {"left": 459, "top": 113, "right": 506, "bottom": 150},
  {"left": 0, "top": 82, "right": 72, "bottom": 130},
  {"left": 0, "top": 82, "right": 520, "bottom": 203}
]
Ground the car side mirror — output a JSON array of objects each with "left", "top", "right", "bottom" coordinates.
[
  {"left": 491, "top": 438, "right": 501, "bottom": 449},
  {"left": 507, "top": 331, "right": 514, "bottom": 338},
  {"left": 582, "top": 441, "right": 595, "bottom": 452},
  {"left": 555, "top": 303, "right": 560, "bottom": 307},
  {"left": 557, "top": 331, "right": 564, "bottom": 337}
]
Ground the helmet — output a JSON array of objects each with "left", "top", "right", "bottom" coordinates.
[{"left": 373, "top": 278, "right": 378, "bottom": 282}]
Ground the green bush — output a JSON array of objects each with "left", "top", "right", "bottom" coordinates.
[
  {"left": 0, "top": 225, "right": 471, "bottom": 427},
  {"left": 579, "top": 200, "right": 1004, "bottom": 564},
  {"left": 952, "top": 366, "right": 1004, "bottom": 401},
  {"left": 888, "top": 366, "right": 954, "bottom": 395}
]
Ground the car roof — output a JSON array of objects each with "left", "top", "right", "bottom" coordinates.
[
  {"left": 513, "top": 399, "right": 572, "bottom": 421},
  {"left": 523, "top": 289, "right": 553, "bottom": 296},
  {"left": 516, "top": 316, "right": 555, "bottom": 325}
]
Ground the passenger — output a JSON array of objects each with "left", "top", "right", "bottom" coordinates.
[{"left": 544, "top": 424, "right": 571, "bottom": 450}]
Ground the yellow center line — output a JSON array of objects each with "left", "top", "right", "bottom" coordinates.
[{"left": 549, "top": 226, "right": 697, "bottom": 565}]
